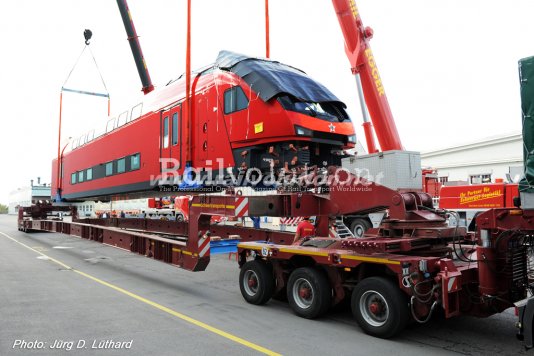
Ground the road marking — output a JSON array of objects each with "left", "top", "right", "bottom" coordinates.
[{"left": 0, "top": 231, "right": 281, "bottom": 356}]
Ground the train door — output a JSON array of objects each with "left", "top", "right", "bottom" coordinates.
[{"left": 160, "top": 105, "right": 182, "bottom": 176}]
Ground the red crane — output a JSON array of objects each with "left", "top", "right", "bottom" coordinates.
[
  {"left": 116, "top": 0, "right": 154, "bottom": 95},
  {"left": 332, "top": 0, "right": 403, "bottom": 153}
]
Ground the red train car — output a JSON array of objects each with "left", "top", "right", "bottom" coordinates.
[{"left": 52, "top": 51, "right": 355, "bottom": 202}]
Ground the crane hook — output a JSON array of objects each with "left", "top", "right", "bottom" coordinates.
[{"left": 84, "top": 29, "right": 93, "bottom": 45}]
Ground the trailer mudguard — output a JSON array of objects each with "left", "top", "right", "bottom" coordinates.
[{"left": 516, "top": 297, "right": 534, "bottom": 348}]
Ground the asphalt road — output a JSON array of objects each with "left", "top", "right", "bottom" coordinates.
[{"left": 0, "top": 215, "right": 527, "bottom": 356}]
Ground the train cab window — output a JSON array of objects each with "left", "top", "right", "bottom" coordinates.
[
  {"left": 224, "top": 86, "right": 249, "bottom": 114},
  {"left": 86, "top": 168, "right": 93, "bottom": 181},
  {"left": 163, "top": 116, "right": 169, "bottom": 148},
  {"left": 117, "top": 158, "right": 126, "bottom": 174},
  {"left": 131, "top": 154, "right": 140, "bottom": 170},
  {"left": 277, "top": 95, "right": 351, "bottom": 122},
  {"left": 172, "top": 113, "right": 179, "bottom": 146},
  {"left": 71, "top": 173, "right": 77, "bottom": 184},
  {"left": 105, "top": 162, "right": 113, "bottom": 176},
  {"left": 78, "top": 171, "right": 84, "bottom": 183}
]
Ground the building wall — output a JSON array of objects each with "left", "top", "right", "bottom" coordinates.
[
  {"left": 8, "top": 185, "right": 52, "bottom": 214},
  {"left": 421, "top": 133, "right": 523, "bottom": 183},
  {"left": 8, "top": 188, "right": 31, "bottom": 214}
]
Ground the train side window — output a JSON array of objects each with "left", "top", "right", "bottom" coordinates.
[
  {"left": 106, "top": 118, "right": 116, "bottom": 133},
  {"left": 117, "top": 158, "right": 126, "bottom": 174},
  {"left": 78, "top": 171, "right": 84, "bottom": 183},
  {"left": 130, "top": 103, "right": 143, "bottom": 122},
  {"left": 131, "top": 153, "right": 140, "bottom": 170},
  {"left": 117, "top": 111, "right": 128, "bottom": 128},
  {"left": 163, "top": 116, "right": 169, "bottom": 148},
  {"left": 105, "top": 162, "right": 113, "bottom": 176},
  {"left": 172, "top": 113, "right": 179, "bottom": 146},
  {"left": 87, "top": 130, "right": 95, "bottom": 143},
  {"left": 224, "top": 86, "right": 249, "bottom": 114},
  {"left": 71, "top": 173, "right": 77, "bottom": 184},
  {"left": 86, "top": 168, "right": 93, "bottom": 181}
]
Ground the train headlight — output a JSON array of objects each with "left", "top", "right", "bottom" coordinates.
[
  {"left": 347, "top": 135, "right": 356, "bottom": 143},
  {"left": 294, "top": 125, "right": 312, "bottom": 136}
]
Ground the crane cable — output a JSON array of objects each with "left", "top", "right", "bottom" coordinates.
[
  {"left": 56, "top": 30, "right": 110, "bottom": 199},
  {"left": 61, "top": 29, "right": 111, "bottom": 116}
]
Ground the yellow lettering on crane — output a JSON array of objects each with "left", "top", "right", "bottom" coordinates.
[
  {"left": 365, "top": 48, "right": 385, "bottom": 96},
  {"left": 191, "top": 203, "right": 234, "bottom": 209},
  {"left": 349, "top": 0, "right": 359, "bottom": 18}
]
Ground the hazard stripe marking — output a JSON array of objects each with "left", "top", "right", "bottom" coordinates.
[
  {"left": 448, "top": 277, "right": 456, "bottom": 292},
  {"left": 235, "top": 197, "right": 249, "bottom": 217}
]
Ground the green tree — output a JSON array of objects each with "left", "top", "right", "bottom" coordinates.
[{"left": 0, "top": 204, "right": 8, "bottom": 214}]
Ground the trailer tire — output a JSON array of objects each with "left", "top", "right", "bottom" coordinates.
[
  {"left": 351, "top": 277, "right": 409, "bottom": 338},
  {"left": 287, "top": 267, "right": 331, "bottom": 319},
  {"left": 350, "top": 218, "right": 371, "bottom": 238},
  {"left": 239, "top": 260, "right": 274, "bottom": 305}
]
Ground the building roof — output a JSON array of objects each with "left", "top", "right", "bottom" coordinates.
[{"left": 421, "top": 132, "right": 521, "bottom": 158}]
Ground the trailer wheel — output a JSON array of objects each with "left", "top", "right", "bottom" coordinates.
[
  {"left": 287, "top": 267, "right": 331, "bottom": 319},
  {"left": 352, "top": 277, "right": 409, "bottom": 338},
  {"left": 239, "top": 260, "right": 274, "bottom": 305},
  {"left": 350, "top": 218, "right": 371, "bottom": 238}
]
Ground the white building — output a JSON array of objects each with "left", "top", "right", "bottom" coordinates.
[
  {"left": 8, "top": 182, "right": 52, "bottom": 214},
  {"left": 421, "top": 132, "right": 524, "bottom": 184}
]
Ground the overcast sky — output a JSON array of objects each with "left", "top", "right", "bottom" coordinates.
[{"left": 1, "top": 0, "right": 533, "bottom": 204}]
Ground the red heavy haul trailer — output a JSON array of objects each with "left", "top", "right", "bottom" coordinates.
[
  {"left": 234, "top": 0, "right": 534, "bottom": 346},
  {"left": 16, "top": 0, "right": 534, "bottom": 348}
]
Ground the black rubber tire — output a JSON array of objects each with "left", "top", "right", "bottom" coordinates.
[
  {"left": 239, "top": 260, "right": 275, "bottom": 305},
  {"left": 287, "top": 267, "right": 332, "bottom": 319},
  {"left": 350, "top": 218, "right": 372, "bottom": 238},
  {"left": 351, "top": 277, "right": 409, "bottom": 338}
]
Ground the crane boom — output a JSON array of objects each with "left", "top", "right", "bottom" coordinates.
[
  {"left": 332, "top": 0, "right": 403, "bottom": 152},
  {"left": 116, "top": 0, "right": 154, "bottom": 94}
]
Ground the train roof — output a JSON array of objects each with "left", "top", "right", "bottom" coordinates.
[
  {"left": 64, "top": 50, "right": 348, "bottom": 155},
  {"left": 215, "top": 50, "right": 345, "bottom": 107}
]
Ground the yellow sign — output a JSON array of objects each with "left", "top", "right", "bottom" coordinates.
[
  {"left": 459, "top": 187, "right": 502, "bottom": 206},
  {"left": 365, "top": 49, "right": 385, "bottom": 96},
  {"left": 254, "top": 122, "right": 264, "bottom": 134}
]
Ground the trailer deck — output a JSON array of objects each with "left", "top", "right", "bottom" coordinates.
[{"left": 0, "top": 214, "right": 526, "bottom": 356}]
